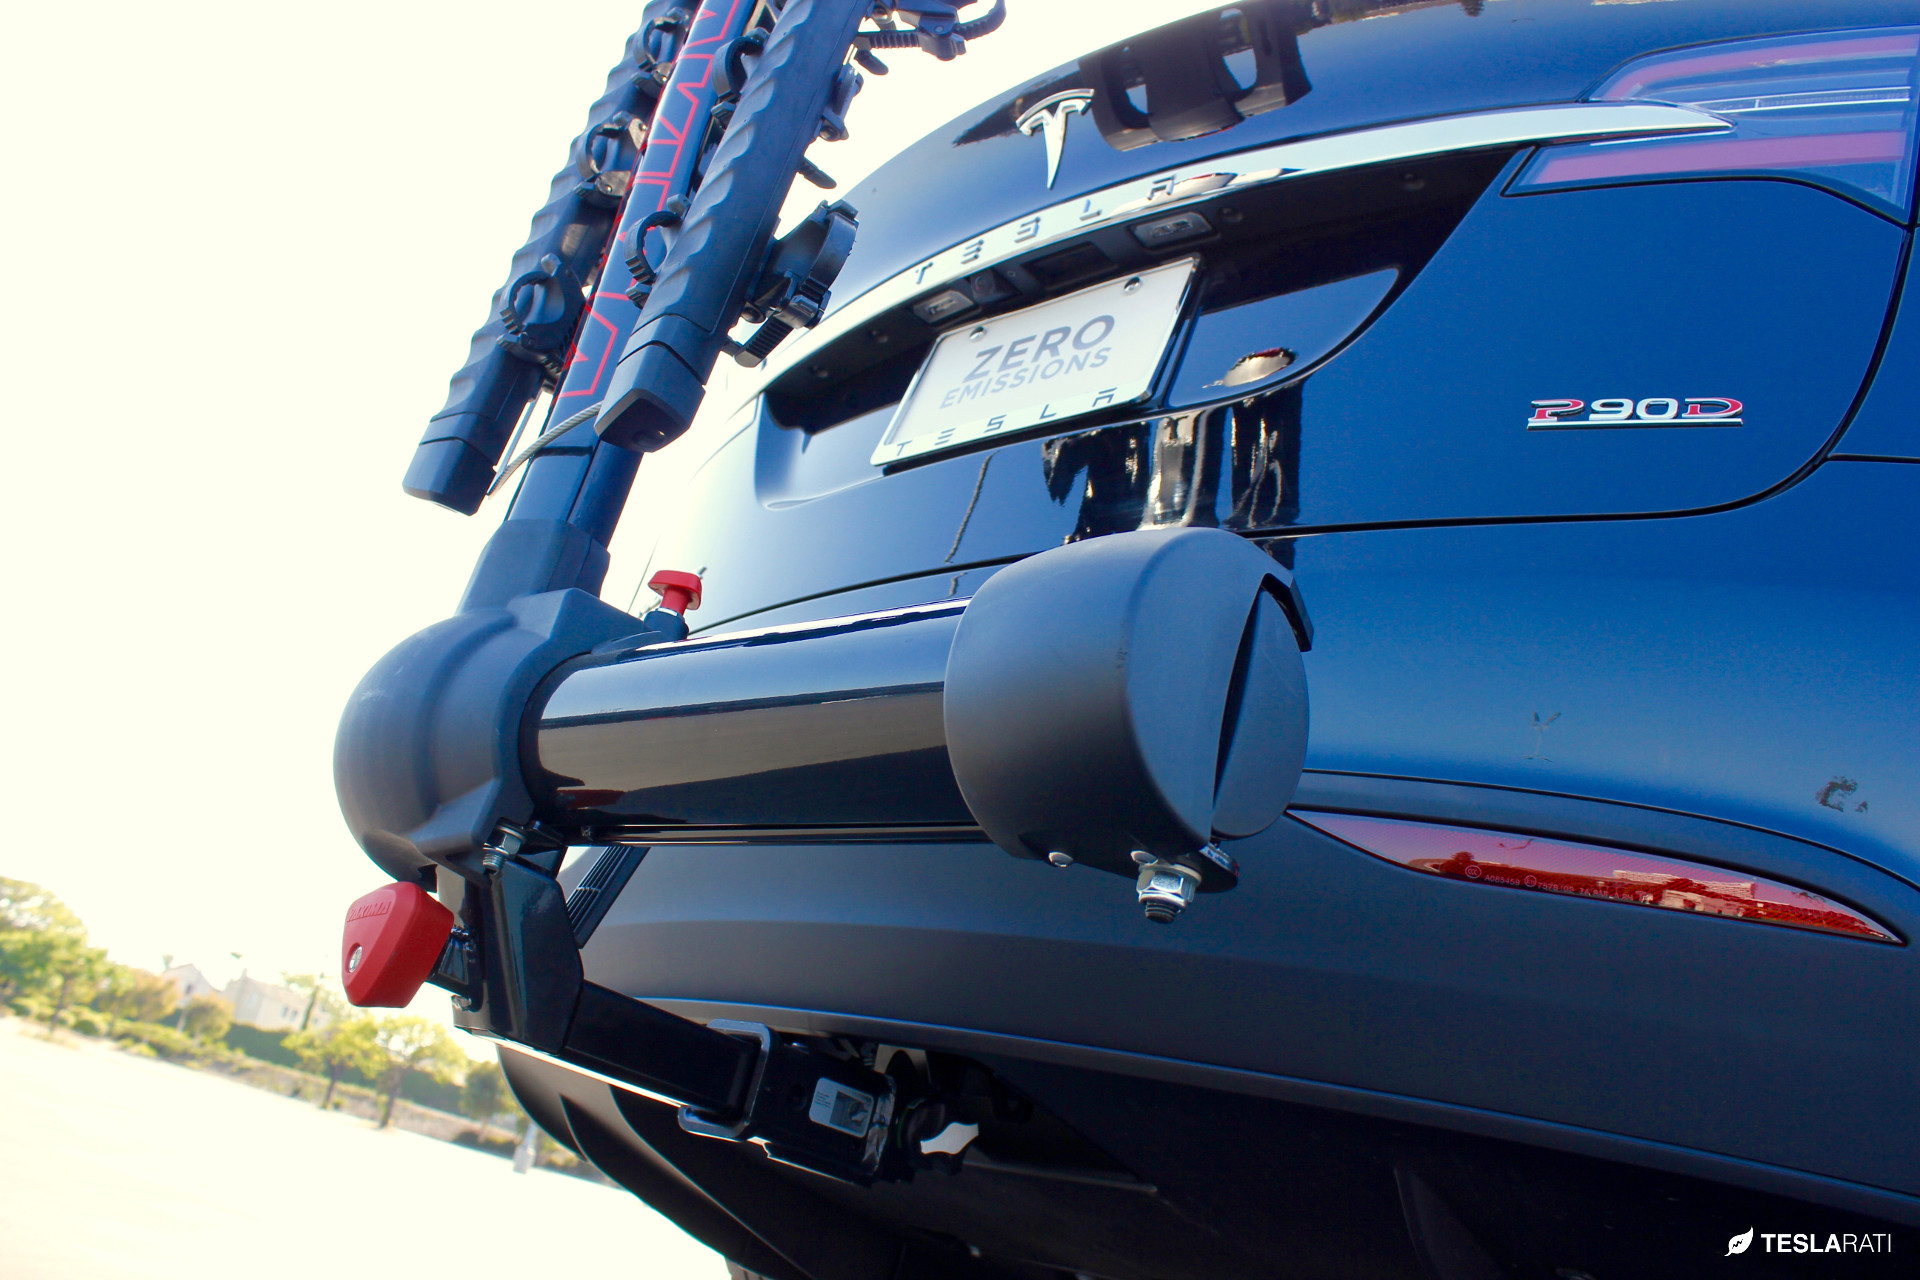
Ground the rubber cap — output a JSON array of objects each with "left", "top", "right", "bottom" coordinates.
[
  {"left": 648, "top": 569, "right": 703, "bottom": 614},
  {"left": 341, "top": 881, "right": 455, "bottom": 1008}
]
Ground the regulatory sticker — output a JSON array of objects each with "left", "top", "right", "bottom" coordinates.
[
  {"left": 808, "top": 1079, "right": 877, "bottom": 1138},
  {"left": 1528, "top": 397, "right": 1743, "bottom": 429}
]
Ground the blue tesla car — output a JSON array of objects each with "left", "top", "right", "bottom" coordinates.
[{"left": 341, "top": 1, "right": 1919, "bottom": 1275}]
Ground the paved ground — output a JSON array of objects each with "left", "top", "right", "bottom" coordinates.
[{"left": 0, "top": 1017, "right": 721, "bottom": 1280}]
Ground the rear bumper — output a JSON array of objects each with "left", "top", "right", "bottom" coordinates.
[
  {"left": 573, "top": 772, "right": 1920, "bottom": 1221},
  {"left": 500, "top": 469, "right": 1920, "bottom": 1275}
]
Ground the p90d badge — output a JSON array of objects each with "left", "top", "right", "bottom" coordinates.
[{"left": 1528, "top": 397, "right": 1743, "bottom": 429}]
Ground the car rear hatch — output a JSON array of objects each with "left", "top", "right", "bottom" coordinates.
[{"left": 643, "top": 2, "right": 1919, "bottom": 627}]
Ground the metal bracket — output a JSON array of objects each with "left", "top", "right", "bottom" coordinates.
[
  {"left": 679, "top": 1020, "right": 901, "bottom": 1184},
  {"left": 623, "top": 196, "right": 691, "bottom": 302},
  {"left": 731, "top": 199, "right": 860, "bottom": 366}
]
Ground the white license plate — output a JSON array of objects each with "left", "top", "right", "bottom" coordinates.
[{"left": 871, "top": 257, "right": 1197, "bottom": 466}]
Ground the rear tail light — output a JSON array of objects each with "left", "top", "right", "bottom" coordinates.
[
  {"left": 1295, "top": 811, "right": 1899, "bottom": 944},
  {"left": 1511, "top": 28, "right": 1920, "bottom": 218}
]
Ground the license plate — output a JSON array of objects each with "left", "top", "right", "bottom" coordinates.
[{"left": 872, "top": 256, "right": 1197, "bottom": 466}]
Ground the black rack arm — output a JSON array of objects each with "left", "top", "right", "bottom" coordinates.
[
  {"left": 593, "top": 0, "right": 878, "bottom": 452},
  {"left": 341, "top": 0, "right": 1011, "bottom": 1192},
  {"left": 403, "top": 5, "right": 689, "bottom": 515}
]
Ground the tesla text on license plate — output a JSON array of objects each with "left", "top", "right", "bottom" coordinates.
[{"left": 872, "top": 257, "right": 1197, "bottom": 466}]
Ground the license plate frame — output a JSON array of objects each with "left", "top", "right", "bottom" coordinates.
[{"left": 871, "top": 256, "right": 1198, "bottom": 467}]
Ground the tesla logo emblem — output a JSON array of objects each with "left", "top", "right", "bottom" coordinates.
[{"left": 1016, "top": 90, "right": 1094, "bottom": 189}]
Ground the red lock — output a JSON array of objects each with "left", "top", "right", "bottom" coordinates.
[
  {"left": 341, "top": 881, "right": 455, "bottom": 1008},
  {"left": 648, "top": 569, "right": 703, "bottom": 615}
]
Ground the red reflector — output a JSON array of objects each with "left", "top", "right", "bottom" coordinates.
[
  {"left": 341, "top": 881, "right": 456, "bottom": 1007},
  {"left": 1295, "top": 812, "right": 1899, "bottom": 944}
]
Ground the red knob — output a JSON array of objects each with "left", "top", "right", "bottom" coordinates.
[
  {"left": 648, "top": 569, "right": 703, "bottom": 615},
  {"left": 340, "top": 881, "right": 454, "bottom": 1008}
]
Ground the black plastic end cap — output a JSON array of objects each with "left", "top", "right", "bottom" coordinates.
[
  {"left": 944, "top": 528, "right": 1308, "bottom": 887},
  {"left": 334, "top": 588, "right": 642, "bottom": 882},
  {"left": 403, "top": 437, "right": 496, "bottom": 515},
  {"left": 595, "top": 340, "right": 705, "bottom": 452}
]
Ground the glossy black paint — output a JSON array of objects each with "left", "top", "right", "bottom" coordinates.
[
  {"left": 580, "top": 463, "right": 1920, "bottom": 1220},
  {"left": 684, "top": 460, "right": 1919, "bottom": 880},
  {"left": 659, "top": 175, "right": 1909, "bottom": 626},
  {"left": 533, "top": 605, "right": 970, "bottom": 832},
  {"left": 1286, "top": 462, "right": 1920, "bottom": 880},
  {"left": 769, "top": 138, "right": 1506, "bottom": 431},
  {"left": 828, "top": 0, "right": 1920, "bottom": 317},
  {"left": 1165, "top": 267, "right": 1397, "bottom": 410},
  {"left": 1838, "top": 262, "right": 1920, "bottom": 459},
  {"left": 582, "top": 795, "right": 1920, "bottom": 1208}
]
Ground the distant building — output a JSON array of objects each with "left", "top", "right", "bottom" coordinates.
[
  {"left": 223, "top": 973, "right": 329, "bottom": 1032},
  {"left": 160, "top": 964, "right": 217, "bottom": 1003}
]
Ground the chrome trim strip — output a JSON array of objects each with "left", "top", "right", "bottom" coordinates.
[
  {"left": 654, "top": 598, "right": 968, "bottom": 655},
  {"left": 753, "top": 101, "right": 1728, "bottom": 391}
]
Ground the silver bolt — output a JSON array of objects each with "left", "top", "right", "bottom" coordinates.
[
  {"left": 1123, "top": 276, "right": 1143, "bottom": 294},
  {"left": 1136, "top": 859, "right": 1201, "bottom": 923},
  {"left": 1130, "top": 849, "right": 1154, "bottom": 866},
  {"left": 1047, "top": 851, "right": 1074, "bottom": 868},
  {"left": 481, "top": 824, "right": 525, "bottom": 875},
  {"left": 345, "top": 944, "right": 364, "bottom": 974},
  {"left": 968, "top": 325, "right": 987, "bottom": 341}
]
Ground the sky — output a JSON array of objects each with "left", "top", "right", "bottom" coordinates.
[{"left": 0, "top": 2, "right": 1212, "bottom": 1030}]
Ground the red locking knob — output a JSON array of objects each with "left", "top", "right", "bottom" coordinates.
[
  {"left": 648, "top": 569, "right": 703, "bottom": 615},
  {"left": 340, "top": 881, "right": 454, "bottom": 1008}
]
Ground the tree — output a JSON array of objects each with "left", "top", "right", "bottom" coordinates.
[
  {"left": 41, "top": 938, "right": 108, "bottom": 1036},
  {"left": 371, "top": 1016, "right": 466, "bottom": 1128},
  {"left": 0, "top": 878, "right": 82, "bottom": 935},
  {"left": 285, "top": 1015, "right": 383, "bottom": 1108},
  {"left": 461, "top": 1058, "right": 526, "bottom": 1128},
  {"left": 181, "top": 993, "right": 233, "bottom": 1043},
  {"left": 90, "top": 963, "right": 133, "bottom": 1021},
  {"left": 94, "top": 965, "right": 178, "bottom": 1029},
  {"left": 279, "top": 972, "right": 346, "bottom": 1030},
  {"left": 0, "top": 877, "right": 109, "bottom": 1037},
  {"left": 0, "top": 878, "right": 87, "bottom": 1004}
]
